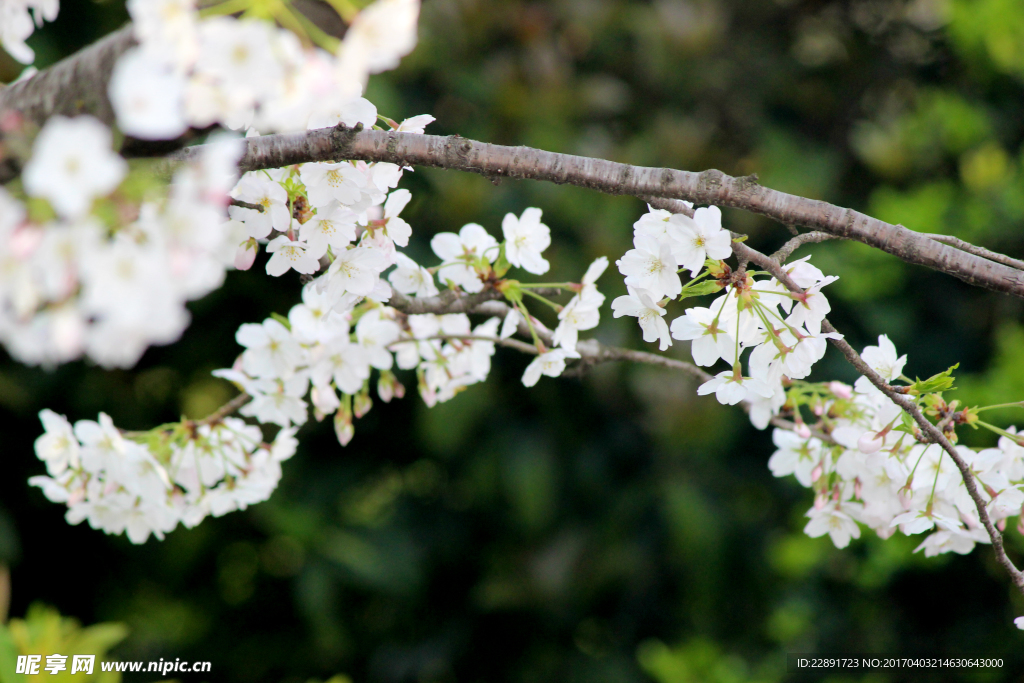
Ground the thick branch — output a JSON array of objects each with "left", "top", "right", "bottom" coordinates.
[
  {"left": 8, "top": 26, "right": 1024, "bottom": 296},
  {"left": 173, "top": 126, "right": 1024, "bottom": 300},
  {"left": 0, "top": 26, "right": 134, "bottom": 131}
]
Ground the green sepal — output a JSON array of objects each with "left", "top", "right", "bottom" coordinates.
[
  {"left": 271, "top": 312, "right": 292, "bottom": 331},
  {"left": 493, "top": 243, "right": 511, "bottom": 278}
]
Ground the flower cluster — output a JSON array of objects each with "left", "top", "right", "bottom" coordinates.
[
  {"left": 215, "top": 201, "right": 606, "bottom": 445},
  {"left": 111, "top": 0, "right": 420, "bottom": 138},
  {"left": 769, "top": 336, "right": 1023, "bottom": 555},
  {"left": 0, "top": 119, "right": 244, "bottom": 367},
  {"left": 29, "top": 410, "right": 297, "bottom": 544},
  {"left": 214, "top": 287, "right": 506, "bottom": 445},
  {"left": 614, "top": 203, "right": 838, "bottom": 426},
  {"left": 0, "top": 0, "right": 426, "bottom": 369},
  {"left": 226, "top": 109, "right": 430, "bottom": 284},
  {"left": 0, "top": 0, "right": 57, "bottom": 64}
]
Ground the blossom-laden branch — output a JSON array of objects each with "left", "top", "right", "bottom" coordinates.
[
  {"left": 5, "top": 15, "right": 1023, "bottom": 299},
  {"left": 168, "top": 125, "right": 1024, "bottom": 301},
  {"left": 715, "top": 221, "right": 1024, "bottom": 593},
  {"left": 390, "top": 288, "right": 827, "bottom": 440}
]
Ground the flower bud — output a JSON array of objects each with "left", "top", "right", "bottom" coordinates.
[
  {"left": 829, "top": 381, "right": 853, "bottom": 399},
  {"left": 810, "top": 463, "right": 823, "bottom": 482},
  {"left": 858, "top": 431, "right": 884, "bottom": 454},
  {"left": 353, "top": 389, "right": 373, "bottom": 419},
  {"left": 234, "top": 238, "right": 258, "bottom": 271},
  {"left": 795, "top": 423, "right": 811, "bottom": 439},
  {"left": 334, "top": 407, "right": 354, "bottom": 447},
  {"left": 311, "top": 384, "right": 340, "bottom": 420}
]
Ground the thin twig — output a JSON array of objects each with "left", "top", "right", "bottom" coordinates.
[
  {"left": 922, "top": 233, "right": 1024, "bottom": 272},
  {"left": 229, "top": 198, "right": 265, "bottom": 213},
  {"left": 771, "top": 231, "right": 844, "bottom": 263},
  {"left": 196, "top": 392, "right": 252, "bottom": 426}
]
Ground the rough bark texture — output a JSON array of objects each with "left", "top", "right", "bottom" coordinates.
[
  {"left": 199, "top": 125, "right": 1024, "bottom": 300},
  {"left": 0, "top": 25, "right": 134, "bottom": 130}
]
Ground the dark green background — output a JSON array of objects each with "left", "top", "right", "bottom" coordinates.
[{"left": 4, "top": 0, "right": 1024, "bottom": 680}]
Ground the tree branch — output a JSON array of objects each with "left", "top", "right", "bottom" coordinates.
[
  {"left": 771, "top": 231, "right": 845, "bottom": 263},
  {"left": 387, "top": 285, "right": 830, "bottom": 441},
  {"left": 730, "top": 235, "right": 1024, "bottom": 592},
  {"left": 7, "top": 26, "right": 1024, "bottom": 297},
  {"left": 921, "top": 234, "right": 1024, "bottom": 272},
  {"left": 0, "top": 26, "right": 134, "bottom": 131},
  {"left": 170, "top": 125, "right": 1024, "bottom": 300}
]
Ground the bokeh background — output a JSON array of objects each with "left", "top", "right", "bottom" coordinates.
[{"left": 3, "top": 0, "right": 1024, "bottom": 680}]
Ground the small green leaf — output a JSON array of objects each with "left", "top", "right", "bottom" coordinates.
[
  {"left": 908, "top": 363, "right": 959, "bottom": 395},
  {"left": 678, "top": 280, "right": 723, "bottom": 301}
]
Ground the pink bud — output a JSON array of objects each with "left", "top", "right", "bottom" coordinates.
[
  {"left": 998, "top": 518, "right": 1007, "bottom": 532},
  {"left": 378, "top": 376, "right": 394, "bottom": 403},
  {"left": 829, "top": 381, "right": 853, "bottom": 399},
  {"left": 234, "top": 238, "right": 258, "bottom": 271},
  {"left": 814, "top": 492, "right": 827, "bottom": 510},
  {"left": 813, "top": 404, "right": 824, "bottom": 416},
  {"left": 334, "top": 410, "right": 354, "bottom": 446},
  {"left": 810, "top": 463, "right": 823, "bottom": 482},
  {"left": 796, "top": 423, "right": 811, "bottom": 439},
  {"left": 353, "top": 391, "right": 373, "bottom": 419},
  {"left": 854, "top": 478, "right": 862, "bottom": 500},
  {"left": 858, "top": 432, "right": 883, "bottom": 454}
]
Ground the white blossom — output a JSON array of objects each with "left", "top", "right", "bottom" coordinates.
[
  {"left": 611, "top": 287, "right": 671, "bottom": 351},
  {"left": 22, "top": 116, "right": 127, "bottom": 218},
  {"left": 502, "top": 207, "right": 551, "bottom": 275}
]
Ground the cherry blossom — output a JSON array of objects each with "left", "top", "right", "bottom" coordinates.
[
  {"left": 522, "top": 348, "right": 580, "bottom": 387},
  {"left": 667, "top": 206, "right": 732, "bottom": 276},
  {"left": 502, "top": 207, "right": 551, "bottom": 275},
  {"left": 611, "top": 287, "right": 671, "bottom": 350},
  {"left": 22, "top": 116, "right": 126, "bottom": 218}
]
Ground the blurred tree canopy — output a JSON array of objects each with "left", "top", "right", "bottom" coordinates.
[{"left": 3, "top": 0, "right": 1024, "bottom": 680}]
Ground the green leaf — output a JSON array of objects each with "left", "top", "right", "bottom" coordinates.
[
  {"left": 908, "top": 363, "right": 959, "bottom": 395},
  {"left": 678, "top": 280, "right": 723, "bottom": 301}
]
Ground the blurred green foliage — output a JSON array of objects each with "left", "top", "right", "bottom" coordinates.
[
  {"left": 0, "top": 604, "right": 125, "bottom": 683},
  {"left": 4, "top": 0, "right": 1024, "bottom": 681}
]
